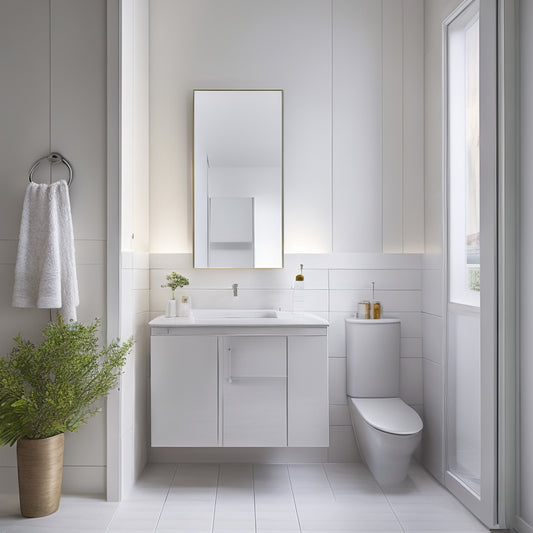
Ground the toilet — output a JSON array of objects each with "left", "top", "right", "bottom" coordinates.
[{"left": 345, "top": 318, "right": 423, "bottom": 486}]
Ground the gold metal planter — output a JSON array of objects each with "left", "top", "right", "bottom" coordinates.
[{"left": 17, "top": 433, "right": 64, "bottom": 518}]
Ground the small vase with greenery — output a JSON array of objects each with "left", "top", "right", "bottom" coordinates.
[
  {"left": 161, "top": 272, "right": 189, "bottom": 317},
  {"left": 0, "top": 315, "right": 133, "bottom": 517}
]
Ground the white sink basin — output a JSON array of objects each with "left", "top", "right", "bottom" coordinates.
[
  {"left": 149, "top": 309, "right": 329, "bottom": 327},
  {"left": 193, "top": 309, "right": 278, "bottom": 319}
]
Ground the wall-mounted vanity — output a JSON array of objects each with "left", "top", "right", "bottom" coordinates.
[{"left": 149, "top": 310, "right": 328, "bottom": 448}]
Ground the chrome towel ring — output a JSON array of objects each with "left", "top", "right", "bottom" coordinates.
[{"left": 28, "top": 152, "right": 73, "bottom": 187}]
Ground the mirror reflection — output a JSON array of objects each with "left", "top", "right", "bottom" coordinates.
[{"left": 193, "top": 90, "right": 283, "bottom": 268}]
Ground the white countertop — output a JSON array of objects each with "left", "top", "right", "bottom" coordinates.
[{"left": 149, "top": 309, "right": 329, "bottom": 328}]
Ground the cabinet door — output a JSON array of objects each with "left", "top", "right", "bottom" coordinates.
[
  {"left": 151, "top": 335, "right": 218, "bottom": 446},
  {"left": 221, "top": 336, "right": 287, "bottom": 446},
  {"left": 288, "top": 335, "right": 329, "bottom": 446}
]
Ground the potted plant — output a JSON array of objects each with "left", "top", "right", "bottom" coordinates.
[
  {"left": 0, "top": 315, "right": 132, "bottom": 517},
  {"left": 161, "top": 272, "right": 189, "bottom": 317}
]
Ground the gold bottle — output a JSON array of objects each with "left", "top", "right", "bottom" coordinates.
[
  {"left": 295, "top": 264, "right": 304, "bottom": 282},
  {"left": 371, "top": 281, "right": 382, "bottom": 319}
]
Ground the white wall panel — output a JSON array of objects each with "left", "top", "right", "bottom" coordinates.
[
  {"left": 401, "top": 337, "right": 422, "bottom": 358},
  {"left": 396, "top": 312, "right": 423, "bottom": 338},
  {"left": 150, "top": 0, "right": 332, "bottom": 254},
  {"left": 332, "top": 0, "right": 382, "bottom": 252},
  {"left": 422, "top": 267, "right": 445, "bottom": 316},
  {"left": 0, "top": 0, "right": 109, "bottom": 494},
  {"left": 402, "top": 0, "right": 424, "bottom": 253},
  {"left": 328, "top": 357, "right": 348, "bottom": 405},
  {"left": 51, "top": 0, "right": 107, "bottom": 241},
  {"left": 327, "top": 312, "right": 351, "bottom": 357},
  {"left": 423, "top": 358, "right": 444, "bottom": 482},
  {"left": 333, "top": 0, "right": 424, "bottom": 254},
  {"left": 422, "top": 313, "right": 444, "bottom": 366},
  {"left": 382, "top": 0, "right": 404, "bottom": 253},
  {"left": 400, "top": 357, "right": 423, "bottom": 405},
  {"left": 0, "top": 0, "right": 50, "bottom": 240}
]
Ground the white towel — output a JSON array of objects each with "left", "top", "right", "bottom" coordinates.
[{"left": 12, "top": 180, "right": 79, "bottom": 322}]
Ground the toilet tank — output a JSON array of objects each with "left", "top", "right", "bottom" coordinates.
[{"left": 345, "top": 318, "right": 401, "bottom": 398}]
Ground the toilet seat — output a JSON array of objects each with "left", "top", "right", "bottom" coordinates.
[{"left": 350, "top": 397, "right": 423, "bottom": 436}]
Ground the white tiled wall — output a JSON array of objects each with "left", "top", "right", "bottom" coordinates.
[
  {"left": 120, "top": 252, "right": 151, "bottom": 496},
  {"left": 148, "top": 252, "right": 423, "bottom": 463},
  {"left": 0, "top": 0, "right": 108, "bottom": 495},
  {"left": 0, "top": 241, "right": 109, "bottom": 495},
  {"left": 421, "top": 253, "right": 445, "bottom": 481},
  {"left": 119, "top": 0, "right": 151, "bottom": 498}
]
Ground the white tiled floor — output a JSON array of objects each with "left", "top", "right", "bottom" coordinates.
[{"left": 0, "top": 462, "right": 489, "bottom": 533}]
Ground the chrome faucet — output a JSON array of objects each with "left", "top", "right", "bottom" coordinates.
[{"left": 232, "top": 283, "right": 238, "bottom": 297}]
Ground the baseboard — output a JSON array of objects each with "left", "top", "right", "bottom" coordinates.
[
  {"left": 150, "top": 447, "right": 328, "bottom": 464},
  {"left": 0, "top": 466, "right": 17, "bottom": 492},
  {"left": 62, "top": 466, "right": 106, "bottom": 495},
  {"left": 0, "top": 465, "right": 105, "bottom": 497}
]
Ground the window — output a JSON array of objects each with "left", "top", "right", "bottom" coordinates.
[{"left": 447, "top": 0, "right": 480, "bottom": 307}]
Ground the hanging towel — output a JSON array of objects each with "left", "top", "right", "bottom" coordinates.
[{"left": 12, "top": 180, "right": 79, "bottom": 322}]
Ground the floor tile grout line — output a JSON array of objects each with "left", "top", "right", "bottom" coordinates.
[
  {"left": 252, "top": 464, "right": 258, "bottom": 533},
  {"left": 378, "top": 479, "right": 407, "bottom": 533},
  {"left": 322, "top": 462, "right": 338, "bottom": 502},
  {"left": 286, "top": 464, "right": 303, "bottom": 533},
  {"left": 103, "top": 497, "right": 121, "bottom": 532},
  {"left": 211, "top": 463, "right": 221, "bottom": 533},
  {"left": 154, "top": 462, "right": 179, "bottom": 532}
]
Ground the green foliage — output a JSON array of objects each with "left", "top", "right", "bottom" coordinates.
[
  {"left": 161, "top": 272, "right": 189, "bottom": 299},
  {"left": 468, "top": 267, "right": 480, "bottom": 292},
  {"left": 0, "top": 315, "right": 133, "bottom": 446}
]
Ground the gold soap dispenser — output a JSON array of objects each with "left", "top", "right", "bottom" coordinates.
[
  {"left": 293, "top": 264, "right": 305, "bottom": 312},
  {"left": 295, "top": 264, "right": 304, "bottom": 282}
]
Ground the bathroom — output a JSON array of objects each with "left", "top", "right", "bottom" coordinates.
[{"left": 0, "top": 0, "right": 531, "bottom": 531}]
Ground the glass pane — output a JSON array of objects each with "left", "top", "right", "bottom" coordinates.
[
  {"left": 446, "top": 0, "right": 481, "bottom": 497},
  {"left": 447, "top": 309, "right": 481, "bottom": 494},
  {"left": 448, "top": 1, "right": 480, "bottom": 306}
]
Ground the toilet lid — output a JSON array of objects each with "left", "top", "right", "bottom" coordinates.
[{"left": 351, "top": 397, "right": 423, "bottom": 435}]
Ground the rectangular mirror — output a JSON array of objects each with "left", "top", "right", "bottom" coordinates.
[{"left": 193, "top": 90, "right": 283, "bottom": 268}]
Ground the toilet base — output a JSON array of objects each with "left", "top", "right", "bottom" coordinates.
[{"left": 349, "top": 398, "right": 421, "bottom": 486}]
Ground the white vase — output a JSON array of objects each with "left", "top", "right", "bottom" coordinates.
[{"left": 165, "top": 299, "right": 177, "bottom": 317}]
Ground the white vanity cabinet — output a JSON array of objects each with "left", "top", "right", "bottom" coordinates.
[
  {"left": 150, "top": 314, "right": 329, "bottom": 448},
  {"left": 151, "top": 335, "right": 218, "bottom": 446}
]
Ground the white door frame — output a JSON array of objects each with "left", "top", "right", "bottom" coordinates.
[
  {"left": 442, "top": 0, "right": 498, "bottom": 527},
  {"left": 496, "top": 1, "right": 519, "bottom": 528}
]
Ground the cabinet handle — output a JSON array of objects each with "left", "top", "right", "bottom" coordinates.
[{"left": 226, "top": 347, "right": 233, "bottom": 383}]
